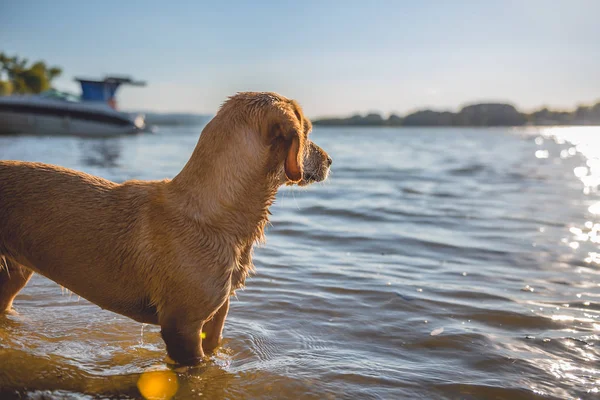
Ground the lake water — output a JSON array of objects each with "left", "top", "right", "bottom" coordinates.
[{"left": 1, "top": 125, "right": 599, "bottom": 399}]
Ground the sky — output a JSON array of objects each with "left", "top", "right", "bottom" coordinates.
[{"left": 1, "top": 0, "right": 600, "bottom": 117}]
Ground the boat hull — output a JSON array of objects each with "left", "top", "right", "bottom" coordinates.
[{"left": 0, "top": 98, "right": 143, "bottom": 137}]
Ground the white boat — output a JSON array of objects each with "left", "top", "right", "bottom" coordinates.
[{"left": 0, "top": 76, "right": 146, "bottom": 137}]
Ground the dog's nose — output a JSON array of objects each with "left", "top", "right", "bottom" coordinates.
[{"left": 326, "top": 156, "right": 333, "bottom": 167}]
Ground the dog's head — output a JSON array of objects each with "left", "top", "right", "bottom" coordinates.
[
  {"left": 265, "top": 95, "right": 331, "bottom": 187},
  {"left": 221, "top": 92, "right": 331, "bottom": 187}
]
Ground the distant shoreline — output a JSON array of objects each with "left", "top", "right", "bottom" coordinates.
[{"left": 312, "top": 100, "right": 600, "bottom": 127}]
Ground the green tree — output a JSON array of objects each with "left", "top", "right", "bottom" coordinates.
[
  {"left": 0, "top": 52, "right": 62, "bottom": 95},
  {"left": 0, "top": 80, "right": 12, "bottom": 96}
]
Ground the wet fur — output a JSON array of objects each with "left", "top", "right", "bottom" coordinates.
[{"left": 0, "top": 92, "right": 331, "bottom": 365}]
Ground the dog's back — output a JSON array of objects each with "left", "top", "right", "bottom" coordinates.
[
  {"left": 0, "top": 161, "right": 117, "bottom": 261},
  {"left": 0, "top": 161, "right": 160, "bottom": 321}
]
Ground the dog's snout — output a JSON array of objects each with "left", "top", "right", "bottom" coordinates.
[{"left": 326, "top": 156, "right": 333, "bottom": 167}]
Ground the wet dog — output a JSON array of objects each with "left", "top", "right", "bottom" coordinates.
[{"left": 0, "top": 92, "right": 331, "bottom": 365}]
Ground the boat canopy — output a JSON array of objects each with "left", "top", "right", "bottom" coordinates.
[{"left": 74, "top": 76, "right": 146, "bottom": 108}]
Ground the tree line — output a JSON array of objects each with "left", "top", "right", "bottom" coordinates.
[{"left": 314, "top": 102, "right": 600, "bottom": 127}]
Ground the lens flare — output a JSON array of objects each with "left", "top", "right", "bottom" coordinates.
[{"left": 137, "top": 369, "right": 178, "bottom": 400}]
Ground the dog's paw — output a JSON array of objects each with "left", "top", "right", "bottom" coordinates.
[{"left": 1, "top": 308, "right": 19, "bottom": 316}]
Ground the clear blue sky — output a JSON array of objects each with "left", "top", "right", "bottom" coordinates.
[{"left": 1, "top": 0, "right": 599, "bottom": 116}]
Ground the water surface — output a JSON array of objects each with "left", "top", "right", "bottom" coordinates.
[{"left": 1, "top": 126, "right": 599, "bottom": 399}]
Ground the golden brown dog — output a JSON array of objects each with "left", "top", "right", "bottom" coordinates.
[{"left": 0, "top": 92, "right": 331, "bottom": 365}]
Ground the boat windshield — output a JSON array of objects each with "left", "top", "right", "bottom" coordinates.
[{"left": 39, "top": 89, "right": 81, "bottom": 102}]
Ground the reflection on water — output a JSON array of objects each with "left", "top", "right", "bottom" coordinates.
[
  {"left": 1, "top": 126, "right": 600, "bottom": 399},
  {"left": 539, "top": 128, "right": 600, "bottom": 255},
  {"left": 79, "top": 140, "right": 122, "bottom": 168}
]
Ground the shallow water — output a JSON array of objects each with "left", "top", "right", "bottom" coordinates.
[{"left": 1, "top": 125, "right": 599, "bottom": 399}]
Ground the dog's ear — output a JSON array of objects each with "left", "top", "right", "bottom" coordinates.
[{"left": 269, "top": 108, "right": 305, "bottom": 183}]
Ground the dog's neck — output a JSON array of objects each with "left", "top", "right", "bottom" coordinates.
[{"left": 170, "top": 119, "right": 280, "bottom": 245}]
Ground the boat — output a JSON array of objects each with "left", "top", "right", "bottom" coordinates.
[{"left": 0, "top": 76, "right": 146, "bottom": 136}]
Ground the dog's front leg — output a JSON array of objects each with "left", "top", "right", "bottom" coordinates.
[
  {"left": 160, "top": 316, "right": 205, "bottom": 366},
  {"left": 201, "top": 298, "right": 230, "bottom": 354}
]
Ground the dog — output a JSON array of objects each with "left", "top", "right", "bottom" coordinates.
[{"left": 0, "top": 92, "right": 331, "bottom": 365}]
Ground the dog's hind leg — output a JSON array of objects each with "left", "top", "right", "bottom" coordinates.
[{"left": 0, "top": 256, "right": 34, "bottom": 313}]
